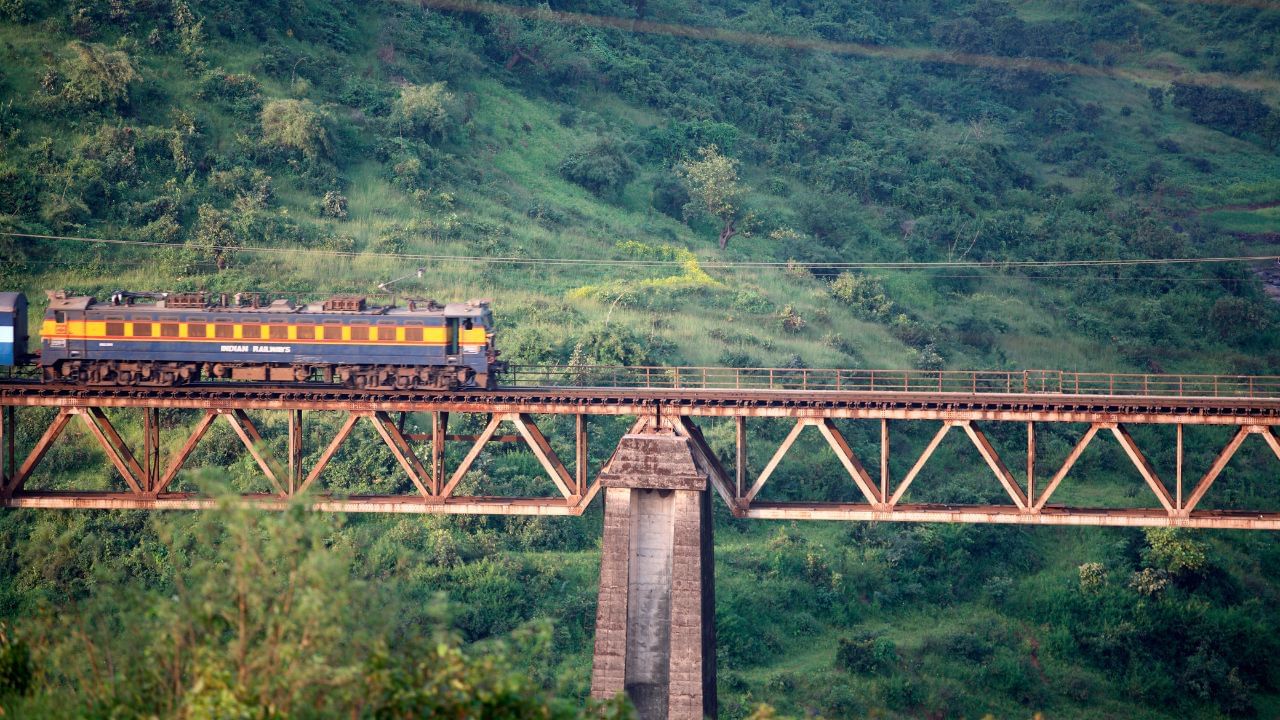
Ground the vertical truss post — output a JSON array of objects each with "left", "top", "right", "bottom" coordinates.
[
  {"left": 880, "top": 419, "right": 889, "bottom": 502},
  {"left": 576, "top": 414, "right": 588, "bottom": 497},
  {"left": 144, "top": 408, "right": 161, "bottom": 493},
  {"left": 288, "top": 410, "right": 303, "bottom": 496},
  {"left": 433, "top": 411, "right": 448, "bottom": 493},
  {"left": 0, "top": 406, "right": 10, "bottom": 489},
  {"left": 1176, "top": 424, "right": 1183, "bottom": 512},
  {"left": 1027, "top": 422, "right": 1035, "bottom": 503},
  {"left": 735, "top": 417, "right": 746, "bottom": 498}
]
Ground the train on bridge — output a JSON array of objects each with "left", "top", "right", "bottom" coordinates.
[{"left": 0, "top": 290, "right": 504, "bottom": 389}]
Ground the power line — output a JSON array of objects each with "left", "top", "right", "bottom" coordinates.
[
  {"left": 7, "top": 231, "right": 1278, "bottom": 272},
  {"left": 413, "top": 0, "right": 1280, "bottom": 94}
]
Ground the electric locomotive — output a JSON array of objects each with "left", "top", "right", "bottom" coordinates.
[{"left": 1, "top": 290, "right": 503, "bottom": 389}]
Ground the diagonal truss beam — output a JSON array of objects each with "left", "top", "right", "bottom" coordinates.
[
  {"left": 1033, "top": 423, "right": 1101, "bottom": 511},
  {"left": 4, "top": 409, "right": 75, "bottom": 496},
  {"left": 744, "top": 418, "right": 885, "bottom": 506},
  {"left": 299, "top": 413, "right": 360, "bottom": 495},
  {"left": 813, "top": 418, "right": 882, "bottom": 506},
  {"left": 1111, "top": 423, "right": 1175, "bottom": 514},
  {"left": 888, "top": 422, "right": 953, "bottom": 507},
  {"left": 76, "top": 408, "right": 145, "bottom": 495},
  {"left": 1182, "top": 425, "right": 1280, "bottom": 515},
  {"left": 512, "top": 413, "right": 575, "bottom": 500},
  {"left": 669, "top": 415, "right": 738, "bottom": 512},
  {"left": 369, "top": 411, "right": 434, "bottom": 498},
  {"left": 441, "top": 413, "right": 577, "bottom": 501},
  {"left": 960, "top": 421, "right": 1028, "bottom": 511},
  {"left": 154, "top": 410, "right": 218, "bottom": 495},
  {"left": 745, "top": 419, "right": 806, "bottom": 502},
  {"left": 221, "top": 409, "right": 286, "bottom": 497}
]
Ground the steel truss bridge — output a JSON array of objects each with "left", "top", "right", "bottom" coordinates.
[{"left": 4, "top": 366, "right": 1280, "bottom": 530}]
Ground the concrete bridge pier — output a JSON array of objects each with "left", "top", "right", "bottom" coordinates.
[{"left": 591, "top": 423, "right": 717, "bottom": 719}]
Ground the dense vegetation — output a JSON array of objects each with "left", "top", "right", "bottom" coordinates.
[{"left": 2, "top": 0, "right": 1280, "bottom": 715}]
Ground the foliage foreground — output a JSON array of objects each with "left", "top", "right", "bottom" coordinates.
[{"left": 0, "top": 490, "right": 630, "bottom": 719}]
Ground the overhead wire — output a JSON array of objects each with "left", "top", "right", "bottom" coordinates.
[{"left": 6, "top": 231, "right": 1278, "bottom": 272}]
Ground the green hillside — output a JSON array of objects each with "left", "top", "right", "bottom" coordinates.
[{"left": 2, "top": 0, "right": 1280, "bottom": 716}]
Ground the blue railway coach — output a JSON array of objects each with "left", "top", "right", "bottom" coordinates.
[
  {"left": 35, "top": 290, "right": 502, "bottom": 389},
  {"left": 0, "top": 292, "right": 29, "bottom": 367}
]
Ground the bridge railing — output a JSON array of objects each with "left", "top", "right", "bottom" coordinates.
[{"left": 505, "top": 366, "right": 1280, "bottom": 399}]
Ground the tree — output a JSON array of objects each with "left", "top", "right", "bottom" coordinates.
[
  {"left": 188, "top": 203, "right": 237, "bottom": 270},
  {"left": 677, "top": 144, "right": 748, "bottom": 250}
]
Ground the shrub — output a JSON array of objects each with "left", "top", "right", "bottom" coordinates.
[
  {"left": 188, "top": 203, "right": 237, "bottom": 270},
  {"left": 777, "top": 304, "right": 806, "bottom": 333},
  {"left": 834, "top": 630, "right": 896, "bottom": 676},
  {"left": 319, "top": 191, "right": 348, "bottom": 219},
  {"left": 912, "top": 343, "right": 945, "bottom": 370},
  {"left": 650, "top": 173, "right": 688, "bottom": 218},
  {"left": 1078, "top": 562, "right": 1107, "bottom": 593},
  {"left": 576, "top": 324, "right": 658, "bottom": 366},
  {"left": 559, "top": 137, "right": 637, "bottom": 198},
  {"left": 260, "top": 99, "right": 331, "bottom": 159},
  {"left": 395, "top": 82, "right": 455, "bottom": 140},
  {"left": 49, "top": 41, "right": 138, "bottom": 110},
  {"left": 829, "top": 272, "right": 894, "bottom": 319},
  {"left": 1141, "top": 527, "right": 1208, "bottom": 577},
  {"left": 198, "top": 69, "right": 262, "bottom": 118}
]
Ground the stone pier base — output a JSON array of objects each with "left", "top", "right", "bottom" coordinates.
[{"left": 590, "top": 429, "right": 716, "bottom": 720}]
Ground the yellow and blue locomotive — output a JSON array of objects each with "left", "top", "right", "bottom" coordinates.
[{"left": 6, "top": 290, "right": 502, "bottom": 389}]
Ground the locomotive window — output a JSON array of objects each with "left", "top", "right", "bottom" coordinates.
[
  {"left": 188, "top": 323, "right": 206, "bottom": 338},
  {"left": 296, "top": 325, "right": 315, "bottom": 340},
  {"left": 160, "top": 323, "right": 179, "bottom": 338},
  {"left": 350, "top": 326, "right": 368, "bottom": 341},
  {"left": 106, "top": 322, "right": 124, "bottom": 337},
  {"left": 404, "top": 327, "right": 423, "bottom": 342},
  {"left": 215, "top": 324, "right": 234, "bottom": 339},
  {"left": 464, "top": 319, "right": 474, "bottom": 330},
  {"left": 269, "top": 324, "right": 288, "bottom": 340},
  {"left": 133, "top": 322, "right": 152, "bottom": 337},
  {"left": 54, "top": 311, "right": 66, "bottom": 323},
  {"left": 446, "top": 318, "right": 459, "bottom": 355}
]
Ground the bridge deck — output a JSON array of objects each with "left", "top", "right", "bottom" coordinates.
[{"left": 3, "top": 369, "right": 1280, "bottom": 529}]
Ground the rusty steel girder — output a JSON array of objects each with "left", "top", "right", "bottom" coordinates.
[{"left": 3, "top": 378, "right": 1280, "bottom": 529}]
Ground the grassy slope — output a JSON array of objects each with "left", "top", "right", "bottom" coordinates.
[{"left": 4, "top": 0, "right": 1280, "bottom": 717}]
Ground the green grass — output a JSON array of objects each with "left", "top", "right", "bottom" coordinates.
[{"left": 1202, "top": 206, "right": 1280, "bottom": 235}]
